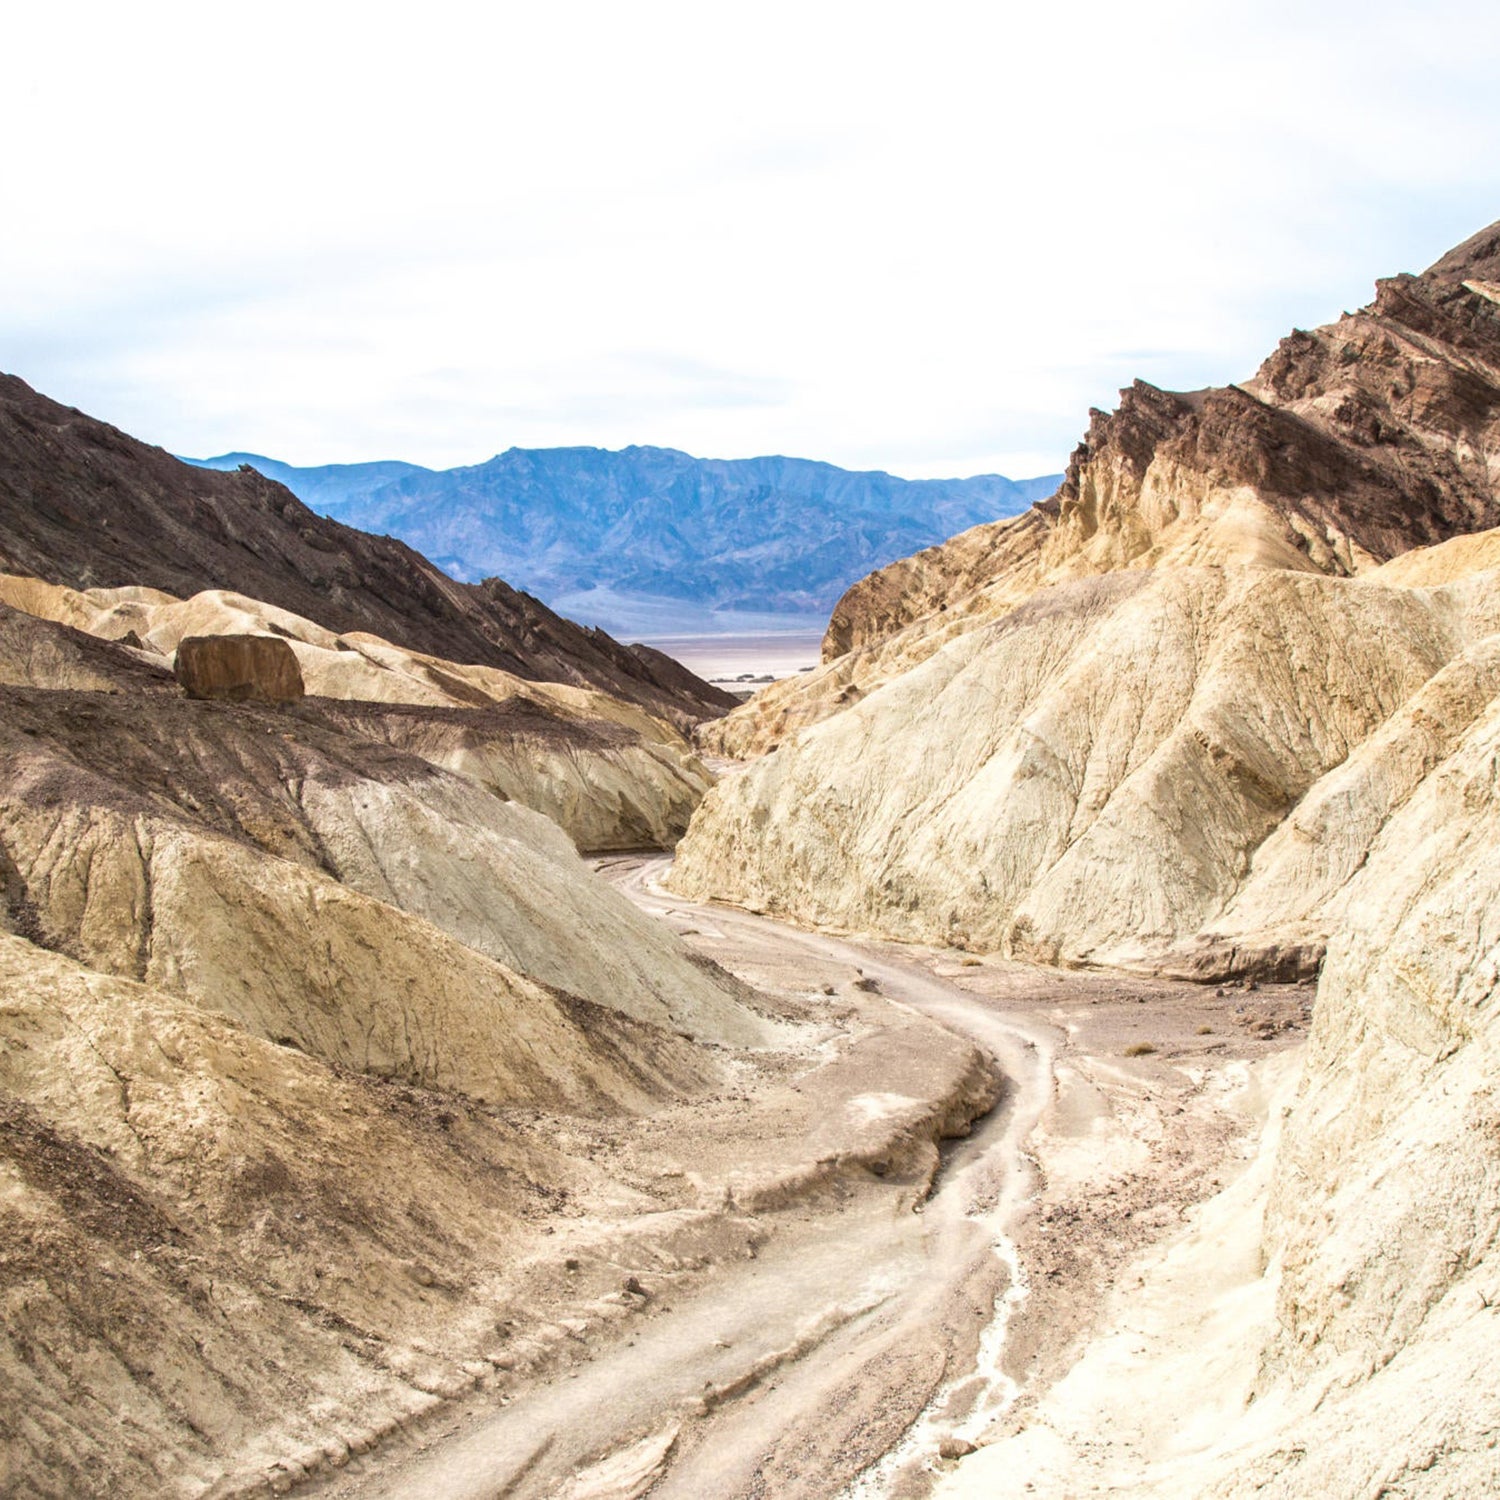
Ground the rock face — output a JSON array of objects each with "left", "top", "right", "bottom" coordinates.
[
  {"left": 0, "top": 609, "right": 767, "bottom": 1081},
  {"left": 712, "top": 220, "right": 1500, "bottom": 760},
  {"left": 939, "top": 616, "right": 1500, "bottom": 1500},
  {"left": 672, "top": 556, "right": 1500, "bottom": 978},
  {"left": 0, "top": 597, "right": 803, "bottom": 1495},
  {"left": 0, "top": 372, "right": 736, "bottom": 729},
  {"left": 1220, "top": 690, "right": 1500, "bottom": 1494},
  {"left": 173, "top": 632, "right": 305, "bottom": 703},
  {"left": 678, "top": 221, "right": 1500, "bottom": 980},
  {"left": 677, "top": 220, "right": 1500, "bottom": 1499}
]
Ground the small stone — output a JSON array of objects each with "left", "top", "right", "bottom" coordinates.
[{"left": 939, "top": 1436, "right": 977, "bottom": 1459}]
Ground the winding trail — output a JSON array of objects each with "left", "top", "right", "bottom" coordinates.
[{"left": 318, "top": 856, "right": 1059, "bottom": 1500}]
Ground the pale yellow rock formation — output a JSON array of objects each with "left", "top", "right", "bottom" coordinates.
[
  {"left": 0, "top": 573, "right": 712, "bottom": 850},
  {"left": 712, "top": 243, "right": 1500, "bottom": 761},
  {"left": 2, "top": 779, "right": 771, "bottom": 1095},
  {"left": 1369, "top": 523, "right": 1500, "bottom": 586},
  {"left": 940, "top": 653, "right": 1500, "bottom": 1499},
  {"left": 672, "top": 563, "right": 1500, "bottom": 979}
]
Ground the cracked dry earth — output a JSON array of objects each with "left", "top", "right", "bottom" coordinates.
[{"left": 303, "top": 856, "right": 1301, "bottom": 1500}]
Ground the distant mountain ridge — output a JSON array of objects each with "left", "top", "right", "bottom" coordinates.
[
  {"left": 0, "top": 374, "right": 735, "bottom": 727},
  {"left": 187, "top": 445, "right": 1061, "bottom": 635}
]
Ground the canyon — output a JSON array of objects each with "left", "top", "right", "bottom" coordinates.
[{"left": 1, "top": 217, "right": 1499, "bottom": 1500}]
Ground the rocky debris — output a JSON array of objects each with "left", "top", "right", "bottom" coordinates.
[
  {"left": 938, "top": 1436, "right": 977, "bottom": 1460},
  {"left": 174, "top": 632, "right": 304, "bottom": 703},
  {"left": 0, "top": 372, "right": 735, "bottom": 729}
]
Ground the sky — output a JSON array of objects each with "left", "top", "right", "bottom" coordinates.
[{"left": 4, "top": 0, "right": 1499, "bottom": 481}]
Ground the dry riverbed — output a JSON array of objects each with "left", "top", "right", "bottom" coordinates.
[{"left": 296, "top": 858, "right": 1305, "bottom": 1500}]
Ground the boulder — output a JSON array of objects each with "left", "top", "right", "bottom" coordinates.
[{"left": 174, "top": 633, "right": 305, "bottom": 703}]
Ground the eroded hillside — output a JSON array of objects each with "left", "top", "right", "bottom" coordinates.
[
  {"left": 672, "top": 552, "right": 1500, "bottom": 982},
  {"left": 0, "top": 374, "right": 736, "bottom": 731},
  {"left": 937, "top": 636, "right": 1500, "bottom": 1498},
  {"left": 0, "top": 575, "right": 711, "bottom": 852},
  {"left": 0, "top": 596, "right": 1001, "bottom": 1497},
  {"left": 712, "top": 218, "right": 1500, "bottom": 759},
  {"left": 670, "top": 219, "right": 1500, "bottom": 1500}
]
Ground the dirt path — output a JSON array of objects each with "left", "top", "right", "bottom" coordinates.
[
  {"left": 610, "top": 857, "right": 1060, "bottom": 1499},
  {"left": 304, "top": 858, "right": 1299, "bottom": 1500}
]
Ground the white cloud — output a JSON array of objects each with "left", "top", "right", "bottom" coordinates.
[{"left": 3, "top": 0, "right": 1498, "bottom": 475}]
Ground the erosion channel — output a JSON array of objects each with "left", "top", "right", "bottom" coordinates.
[{"left": 304, "top": 855, "right": 1298, "bottom": 1500}]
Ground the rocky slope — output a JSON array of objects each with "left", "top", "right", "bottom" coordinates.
[
  {"left": 0, "top": 373, "right": 735, "bottom": 729},
  {"left": 939, "top": 610, "right": 1500, "bottom": 1498},
  {"left": 189, "top": 445, "right": 1058, "bottom": 635},
  {"left": 0, "top": 608, "right": 768, "bottom": 1074},
  {"left": 0, "top": 378, "right": 1013, "bottom": 1496},
  {"left": 0, "top": 602, "right": 936, "bottom": 1496},
  {"left": 1222, "top": 682, "right": 1500, "bottom": 1495},
  {"left": 672, "top": 551, "right": 1500, "bottom": 980},
  {"left": 672, "top": 219, "right": 1500, "bottom": 1499},
  {"left": 676, "top": 222, "right": 1500, "bottom": 981},
  {"left": 708, "top": 219, "right": 1500, "bottom": 759},
  {"left": 0, "top": 574, "right": 712, "bottom": 852}
]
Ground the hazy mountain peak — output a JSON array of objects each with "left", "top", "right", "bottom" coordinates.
[{"left": 186, "top": 443, "right": 1061, "bottom": 634}]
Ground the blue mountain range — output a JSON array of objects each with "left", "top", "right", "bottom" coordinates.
[{"left": 187, "top": 446, "right": 1060, "bottom": 636}]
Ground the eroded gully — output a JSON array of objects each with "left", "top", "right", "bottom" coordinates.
[{"left": 322, "top": 855, "right": 1056, "bottom": 1500}]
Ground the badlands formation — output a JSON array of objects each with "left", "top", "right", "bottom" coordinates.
[
  {"left": 0, "top": 399, "right": 1000, "bottom": 1496},
  {"left": 670, "top": 219, "right": 1500, "bottom": 1494},
  {"left": 3, "top": 219, "right": 1500, "bottom": 1500}
]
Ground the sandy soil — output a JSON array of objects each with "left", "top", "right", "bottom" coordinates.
[{"left": 298, "top": 858, "right": 1307, "bottom": 1500}]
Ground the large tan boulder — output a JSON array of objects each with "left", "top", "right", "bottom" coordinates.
[{"left": 174, "top": 632, "right": 304, "bottom": 703}]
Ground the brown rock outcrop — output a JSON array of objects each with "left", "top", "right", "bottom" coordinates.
[
  {"left": 173, "top": 632, "right": 304, "bottom": 703},
  {"left": 712, "top": 220, "right": 1500, "bottom": 762},
  {"left": 0, "top": 373, "right": 736, "bottom": 728}
]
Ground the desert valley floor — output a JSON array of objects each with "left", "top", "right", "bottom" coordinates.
[{"left": 296, "top": 854, "right": 1307, "bottom": 1500}]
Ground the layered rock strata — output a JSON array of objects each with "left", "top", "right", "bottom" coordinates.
[
  {"left": 672, "top": 552, "right": 1500, "bottom": 979},
  {"left": 940, "top": 610, "right": 1500, "bottom": 1499},
  {"left": 0, "top": 609, "right": 770, "bottom": 1095},
  {"left": 712, "top": 219, "right": 1500, "bottom": 760},
  {"left": 0, "top": 577, "right": 711, "bottom": 851}
]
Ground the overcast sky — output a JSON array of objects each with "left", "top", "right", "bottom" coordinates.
[{"left": 5, "top": 0, "right": 1499, "bottom": 479}]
